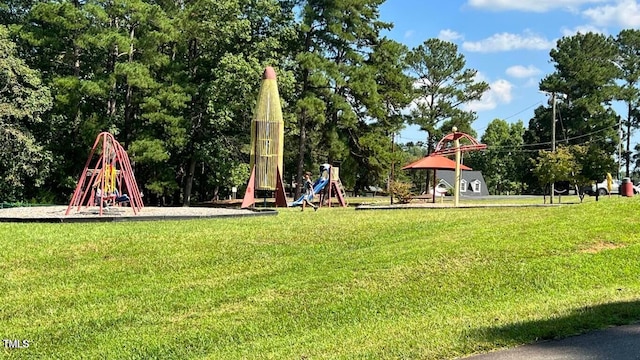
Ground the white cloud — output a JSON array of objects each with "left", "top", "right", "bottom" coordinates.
[
  {"left": 409, "top": 74, "right": 513, "bottom": 113},
  {"left": 404, "top": 30, "right": 415, "bottom": 39},
  {"left": 467, "top": 0, "right": 609, "bottom": 13},
  {"left": 506, "top": 65, "right": 542, "bottom": 78},
  {"left": 561, "top": 24, "right": 608, "bottom": 36},
  {"left": 438, "top": 29, "right": 464, "bottom": 42},
  {"left": 463, "top": 31, "right": 555, "bottom": 52},
  {"left": 465, "top": 78, "right": 514, "bottom": 112},
  {"left": 583, "top": 0, "right": 640, "bottom": 27}
]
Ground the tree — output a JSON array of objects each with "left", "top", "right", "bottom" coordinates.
[
  {"left": 0, "top": 26, "right": 52, "bottom": 201},
  {"left": 16, "top": 0, "right": 102, "bottom": 200},
  {"left": 139, "top": 0, "right": 296, "bottom": 205},
  {"left": 344, "top": 37, "right": 413, "bottom": 195},
  {"left": 532, "top": 146, "right": 580, "bottom": 203},
  {"left": 291, "top": 0, "right": 392, "bottom": 197},
  {"left": 539, "top": 32, "right": 620, "bottom": 181},
  {"left": 632, "top": 142, "right": 640, "bottom": 181},
  {"left": 13, "top": 0, "right": 297, "bottom": 205},
  {"left": 467, "top": 119, "right": 526, "bottom": 194},
  {"left": 16, "top": 0, "right": 180, "bottom": 203},
  {"left": 405, "top": 38, "right": 488, "bottom": 193},
  {"left": 616, "top": 29, "right": 640, "bottom": 177},
  {"left": 406, "top": 38, "right": 489, "bottom": 152}
]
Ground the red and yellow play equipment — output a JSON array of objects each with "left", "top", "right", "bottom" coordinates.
[
  {"left": 65, "top": 132, "right": 144, "bottom": 216},
  {"left": 241, "top": 67, "right": 287, "bottom": 208}
]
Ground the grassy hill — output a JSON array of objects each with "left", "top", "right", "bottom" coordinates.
[{"left": 2, "top": 197, "right": 640, "bottom": 359}]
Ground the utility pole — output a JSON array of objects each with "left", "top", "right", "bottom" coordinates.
[
  {"left": 390, "top": 132, "right": 395, "bottom": 205},
  {"left": 624, "top": 107, "right": 629, "bottom": 178},
  {"left": 453, "top": 127, "right": 461, "bottom": 207},
  {"left": 550, "top": 92, "right": 556, "bottom": 204}
]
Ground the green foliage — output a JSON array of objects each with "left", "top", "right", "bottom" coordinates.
[
  {"left": 533, "top": 146, "right": 581, "bottom": 189},
  {"left": 616, "top": 29, "right": 640, "bottom": 177},
  {"left": 227, "top": 163, "right": 250, "bottom": 190},
  {"left": 468, "top": 119, "right": 526, "bottom": 195},
  {"left": 407, "top": 38, "right": 489, "bottom": 152},
  {"left": 0, "top": 26, "right": 51, "bottom": 122},
  {"left": 290, "top": 0, "right": 395, "bottom": 197},
  {"left": 0, "top": 126, "right": 52, "bottom": 201},
  {"left": 522, "top": 32, "right": 631, "bottom": 193},
  {"left": 388, "top": 180, "right": 413, "bottom": 204},
  {"left": 542, "top": 32, "right": 620, "bottom": 106},
  {"left": 0, "top": 25, "right": 52, "bottom": 202},
  {"left": 129, "top": 139, "right": 170, "bottom": 163}
]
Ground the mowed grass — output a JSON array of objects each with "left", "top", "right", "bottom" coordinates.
[{"left": 2, "top": 197, "right": 640, "bottom": 359}]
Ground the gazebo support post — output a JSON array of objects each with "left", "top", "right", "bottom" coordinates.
[
  {"left": 454, "top": 128, "right": 461, "bottom": 207},
  {"left": 433, "top": 169, "right": 437, "bottom": 204}
]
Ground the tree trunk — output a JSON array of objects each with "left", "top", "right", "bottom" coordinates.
[
  {"left": 294, "top": 32, "right": 313, "bottom": 200},
  {"left": 107, "top": 44, "right": 118, "bottom": 118},
  {"left": 295, "top": 111, "right": 307, "bottom": 199},
  {"left": 182, "top": 156, "right": 196, "bottom": 206},
  {"left": 426, "top": 131, "right": 434, "bottom": 194},
  {"left": 123, "top": 25, "right": 136, "bottom": 148},
  {"left": 107, "top": 17, "right": 119, "bottom": 119},
  {"left": 182, "top": 37, "right": 200, "bottom": 206}
]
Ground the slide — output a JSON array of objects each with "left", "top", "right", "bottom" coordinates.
[{"left": 289, "top": 177, "right": 330, "bottom": 206}]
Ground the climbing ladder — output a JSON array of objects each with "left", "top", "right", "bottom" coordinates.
[
  {"left": 334, "top": 177, "right": 348, "bottom": 206},
  {"left": 326, "top": 166, "right": 347, "bottom": 207}
]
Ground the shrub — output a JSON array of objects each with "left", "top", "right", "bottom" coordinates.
[{"left": 389, "top": 180, "right": 413, "bottom": 204}]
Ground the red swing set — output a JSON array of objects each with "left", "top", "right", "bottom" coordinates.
[{"left": 65, "top": 132, "right": 144, "bottom": 216}]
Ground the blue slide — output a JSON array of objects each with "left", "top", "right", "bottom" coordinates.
[{"left": 290, "top": 177, "right": 330, "bottom": 206}]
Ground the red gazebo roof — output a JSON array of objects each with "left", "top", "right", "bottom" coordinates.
[{"left": 402, "top": 155, "right": 472, "bottom": 171}]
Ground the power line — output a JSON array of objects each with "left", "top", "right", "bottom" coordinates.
[
  {"left": 399, "top": 100, "right": 545, "bottom": 142},
  {"left": 484, "top": 124, "right": 617, "bottom": 151},
  {"left": 482, "top": 132, "right": 616, "bottom": 155},
  {"left": 503, "top": 101, "right": 544, "bottom": 121},
  {"left": 400, "top": 124, "right": 616, "bottom": 150}
]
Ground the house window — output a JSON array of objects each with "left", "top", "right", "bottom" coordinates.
[
  {"left": 472, "top": 180, "right": 481, "bottom": 193},
  {"left": 460, "top": 179, "right": 467, "bottom": 192}
]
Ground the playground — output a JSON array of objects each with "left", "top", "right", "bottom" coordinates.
[
  {"left": 0, "top": 205, "right": 273, "bottom": 223},
  {"left": 17, "top": 67, "right": 507, "bottom": 222}
]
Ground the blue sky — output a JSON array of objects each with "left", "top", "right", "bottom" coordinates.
[{"left": 378, "top": 0, "right": 640, "bottom": 144}]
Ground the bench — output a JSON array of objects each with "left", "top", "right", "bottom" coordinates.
[{"left": 412, "top": 194, "right": 434, "bottom": 201}]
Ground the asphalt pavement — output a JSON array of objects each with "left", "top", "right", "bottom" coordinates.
[{"left": 463, "top": 323, "right": 640, "bottom": 360}]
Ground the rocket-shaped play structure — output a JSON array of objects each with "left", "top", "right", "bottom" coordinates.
[{"left": 241, "top": 67, "right": 287, "bottom": 208}]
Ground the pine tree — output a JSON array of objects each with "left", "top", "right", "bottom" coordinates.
[
  {"left": 292, "top": 0, "right": 392, "bottom": 197},
  {"left": 539, "top": 32, "right": 620, "bottom": 182},
  {"left": 406, "top": 38, "right": 488, "bottom": 153},
  {"left": 0, "top": 26, "right": 52, "bottom": 201},
  {"left": 616, "top": 29, "right": 640, "bottom": 177}
]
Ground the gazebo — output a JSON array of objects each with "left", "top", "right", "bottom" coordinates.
[
  {"left": 402, "top": 155, "right": 471, "bottom": 203},
  {"left": 430, "top": 127, "right": 487, "bottom": 206}
]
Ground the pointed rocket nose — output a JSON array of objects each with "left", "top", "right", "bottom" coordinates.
[{"left": 263, "top": 66, "right": 276, "bottom": 80}]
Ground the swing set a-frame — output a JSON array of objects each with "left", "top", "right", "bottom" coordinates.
[{"left": 65, "top": 132, "right": 144, "bottom": 216}]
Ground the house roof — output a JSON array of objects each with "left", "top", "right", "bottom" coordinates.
[{"left": 436, "top": 170, "right": 490, "bottom": 196}]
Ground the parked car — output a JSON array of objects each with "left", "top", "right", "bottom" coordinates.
[
  {"left": 585, "top": 178, "right": 639, "bottom": 196},
  {"left": 589, "top": 178, "right": 620, "bottom": 196}
]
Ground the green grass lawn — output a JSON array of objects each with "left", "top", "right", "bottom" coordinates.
[{"left": 2, "top": 197, "right": 640, "bottom": 359}]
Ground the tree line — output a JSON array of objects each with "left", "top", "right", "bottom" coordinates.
[
  {"left": 1, "top": 0, "right": 639, "bottom": 204},
  {"left": 466, "top": 30, "right": 640, "bottom": 196}
]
